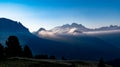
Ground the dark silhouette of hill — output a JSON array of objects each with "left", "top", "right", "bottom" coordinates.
[
  {"left": 89, "top": 32, "right": 120, "bottom": 49},
  {"left": 0, "top": 18, "right": 29, "bottom": 32}
]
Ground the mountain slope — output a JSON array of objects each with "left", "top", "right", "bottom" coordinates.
[
  {"left": 0, "top": 18, "right": 29, "bottom": 32},
  {"left": 86, "top": 31, "right": 120, "bottom": 48}
]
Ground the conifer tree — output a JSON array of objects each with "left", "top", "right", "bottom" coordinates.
[
  {"left": 6, "top": 36, "right": 22, "bottom": 57},
  {"left": 23, "top": 45, "right": 33, "bottom": 58}
]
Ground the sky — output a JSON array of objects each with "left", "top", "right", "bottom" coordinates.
[{"left": 0, "top": 0, "right": 120, "bottom": 32}]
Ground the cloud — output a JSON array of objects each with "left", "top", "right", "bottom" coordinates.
[
  {"left": 38, "top": 29, "right": 120, "bottom": 38},
  {"left": 84, "top": 30, "right": 120, "bottom": 35},
  {"left": 38, "top": 27, "right": 83, "bottom": 39},
  {"left": 38, "top": 30, "right": 57, "bottom": 38}
]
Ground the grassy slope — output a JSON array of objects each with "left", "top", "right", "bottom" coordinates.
[{"left": 0, "top": 58, "right": 112, "bottom": 67}]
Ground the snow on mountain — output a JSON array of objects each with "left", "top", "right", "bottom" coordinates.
[
  {"left": 35, "top": 23, "right": 120, "bottom": 39},
  {"left": 51, "top": 23, "right": 90, "bottom": 34},
  {"left": 35, "top": 23, "right": 90, "bottom": 39}
]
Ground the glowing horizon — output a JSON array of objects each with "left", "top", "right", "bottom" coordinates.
[{"left": 0, "top": 0, "right": 120, "bottom": 32}]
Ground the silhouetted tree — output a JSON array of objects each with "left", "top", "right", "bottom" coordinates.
[
  {"left": 98, "top": 58, "right": 106, "bottom": 67},
  {"left": 23, "top": 45, "right": 33, "bottom": 58},
  {"left": 61, "top": 56, "right": 66, "bottom": 60},
  {"left": 49, "top": 55, "right": 56, "bottom": 59},
  {"left": 0, "top": 43, "right": 4, "bottom": 58},
  {"left": 34, "top": 54, "right": 48, "bottom": 59},
  {"left": 5, "top": 36, "right": 22, "bottom": 57}
]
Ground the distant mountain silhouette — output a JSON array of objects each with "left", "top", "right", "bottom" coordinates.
[
  {"left": 49, "top": 23, "right": 120, "bottom": 32},
  {"left": 0, "top": 18, "right": 120, "bottom": 61},
  {"left": 95, "top": 25, "right": 120, "bottom": 31}
]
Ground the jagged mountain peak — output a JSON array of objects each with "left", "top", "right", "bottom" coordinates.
[
  {"left": 71, "top": 23, "right": 80, "bottom": 26},
  {"left": 51, "top": 23, "right": 90, "bottom": 33},
  {"left": 38, "top": 28, "right": 46, "bottom": 31},
  {"left": 34, "top": 28, "right": 46, "bottom": 35},
  {"left": 61, "top": 23, "right": 86, "bottom": 28}
]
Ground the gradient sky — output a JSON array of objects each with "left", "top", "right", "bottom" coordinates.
[{"left": 0, "top": 0, "right": 120, "bottom": 32}]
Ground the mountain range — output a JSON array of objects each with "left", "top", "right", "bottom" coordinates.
[
  {"left": 35, "top": 23, "right": 120, "bottom": 39},
  {"left": 34, "top": 22, "right": 120, "bottom": 60},
  {"left": 0, "top": 18, "right": 120, "bottom": 61}
]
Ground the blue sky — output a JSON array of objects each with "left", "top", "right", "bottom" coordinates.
[{"left": 0, "top": 0, "right": 120, "bottom": 32}]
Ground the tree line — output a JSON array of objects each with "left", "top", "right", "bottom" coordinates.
[
  {"left": 0, "top": 36, "right": 107, "bottom": 67},
  {"left": 0, "top": 36, "right": 62, "bottom": 60}
]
